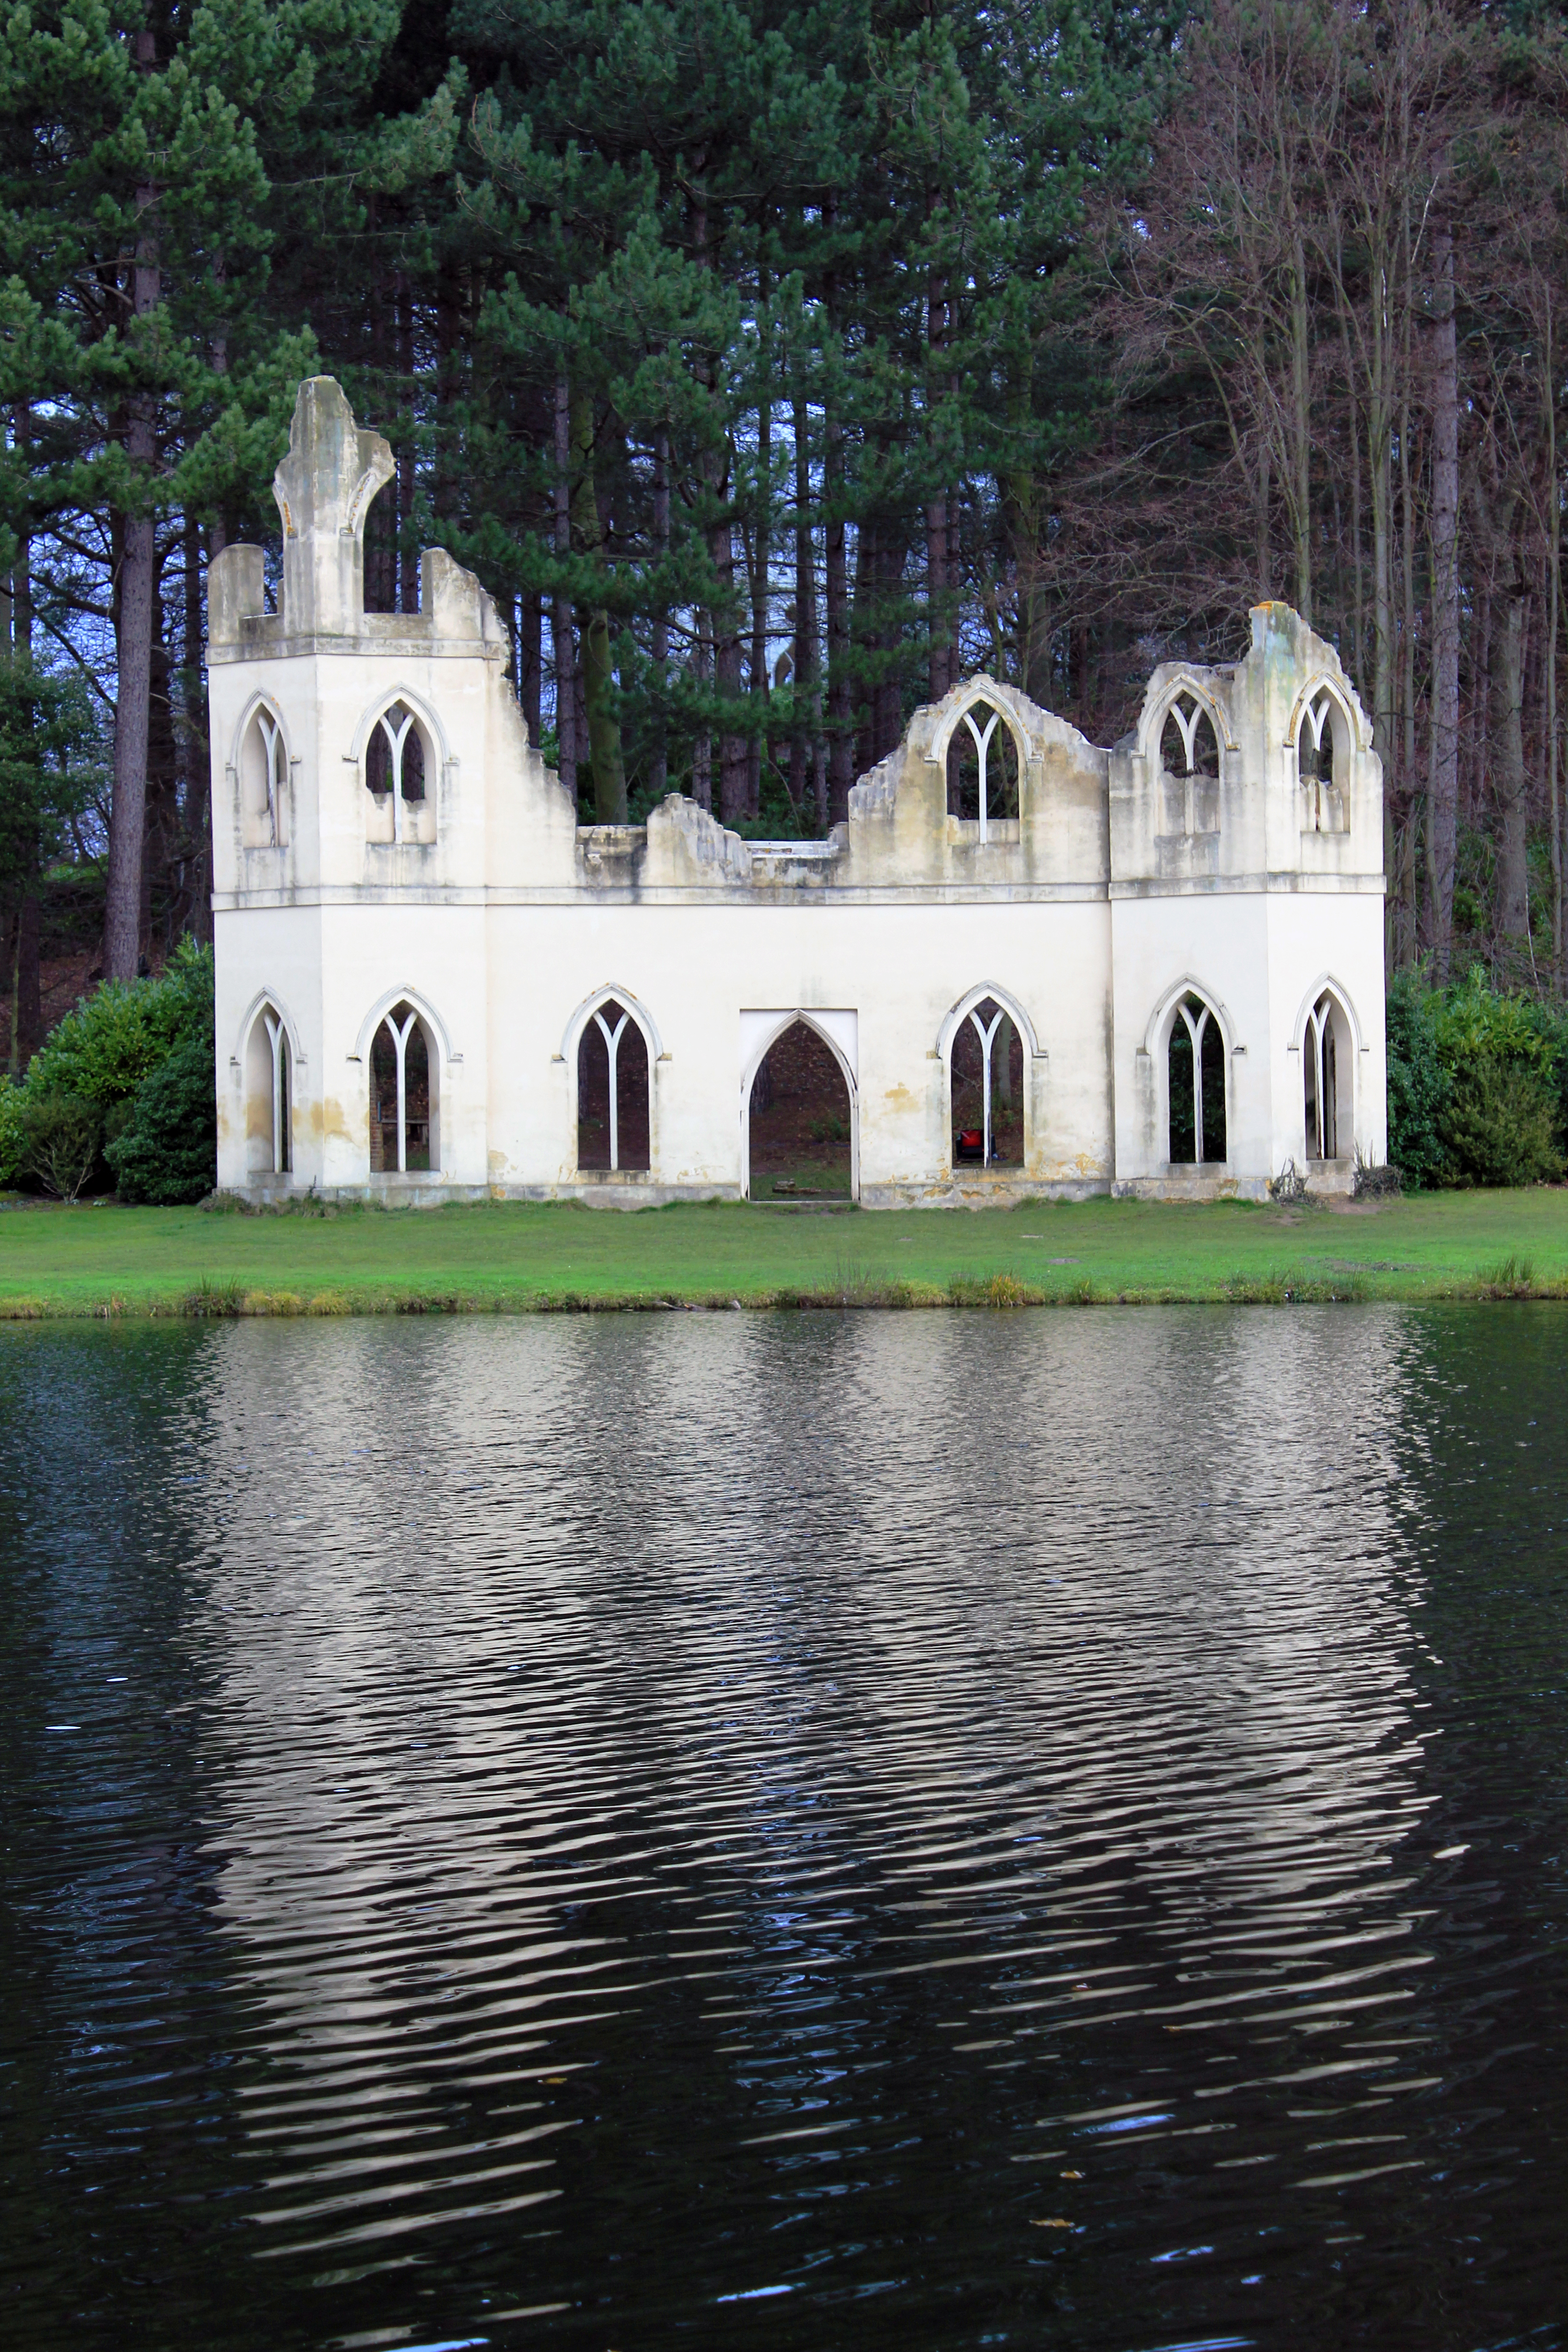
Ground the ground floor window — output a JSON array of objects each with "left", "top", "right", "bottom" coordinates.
[
  {"left": 1304, "top": 992, "right": 1343, "bottom": 1160},
  {"left": 1168, "top": 993, "right": 1226, "bottom": 1164},
  {"left": 747, "top": 1021, "right": 852, "bottom": 1198},
  {"left": 577, "top": 1000, "right": 650, "bottom": 1172},
  {"left": 370, "top": 1004, "right": 439, "bottom": 1173},
  {"left": 950, "top": 997, "right": 1024, "bottom": 1167},
  {"left": 246, "top": 1005, "right": 291, "bottom": 1176}
]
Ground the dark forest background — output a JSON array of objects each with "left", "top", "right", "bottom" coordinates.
[{"left": 3, "top": 0, "right": 1567, "bottom": 1062}]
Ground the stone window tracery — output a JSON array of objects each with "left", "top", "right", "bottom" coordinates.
[
  {"left": 1298, "top": 690, "right": 1348, "bottom": 832},
  {"left": 1158, "top": 693, "right": 1220, "bottom": 836},
  {"left": 1168, "top": 992, "right": 1227, "bottom": 1165},
  {"left": 950, "top": 995, "right": 1024, "bottom": 1168},
  {"left": 946, "top": 700, "right": 1020, "bottom": 840},
  {"left": 370, "top": 1002, "right": 439, "bottom": 1173},
  {"left": 577, "top": 1000, "right": 650, "bottom": 1173},
  {"left": 365, "top": 701, "right": 435, "bottom": 844}
]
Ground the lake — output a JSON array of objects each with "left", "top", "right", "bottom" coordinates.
[{"left": 2, "top": 1308, "right": 1565, "bottom": 2350}]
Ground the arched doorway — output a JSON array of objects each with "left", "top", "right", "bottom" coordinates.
[
  {"left": 369, "top": 1002, "right": 440, "bottom": 1173},
  {"left": 577, "top": 999, "right": 651, "bottom": 1172},
  {"left": 746, "top": 1020, "right": 855, "bottom": 1199},
  {"left": 949, "top": 995, "right": 1024, "bottom": 1168}
]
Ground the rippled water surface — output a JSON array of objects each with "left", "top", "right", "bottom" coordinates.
[{"left": 3, "top": 1308, "right": 1566, "bottom": 2351}]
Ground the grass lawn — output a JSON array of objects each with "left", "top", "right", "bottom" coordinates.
[{"left": 1, "top": 1188, "right": 1566, "bottom": 1317}]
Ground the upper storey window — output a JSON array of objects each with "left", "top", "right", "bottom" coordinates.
[
  {"left": 1298, "top": 690, "right": 1349, "bottom": 833},
  {"left": 1158, "top": 693, "right": 1220, "bottom": 836},
  {"left": 239, "top": 706, "right": 288, "bottom": 847},
  {"left": 947, "top": 699, "right": 1019, "bottom": 842},
  {"left": 365, "top": 701, "right": 436, "bottom": 845}
]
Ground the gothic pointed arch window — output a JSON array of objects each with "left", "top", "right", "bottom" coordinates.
[
  {"left": 1297, "top": 689, "right": 1349, "bottom": 833},
  {"left": 369, "top": 1002, "right": 440, "bottom": 1173},
  {"left": 364, "top": 701, "right": 436, "bottom": 845},
  {"left": 1158, "top": 691, "right": 1220, "bottom": 836},
  {"left": 1304, "top": 990, "right": 1352, "bottom": 1160},
  {"left": 950, "top": 994, "right": 1025, "bottom": 1168},
  {"left": 1168, "top": 993, "right": 1227, "bottom": 1165},
  {"left": 577, "top": 999, "right": 651, "bottom": 1173},
  {"left": 245, "top": 1004, "right": 292, "bottom": 1176},
  {"left": 946, "top": 698, "right": 1020, "bottom": 840},
  {"left": 239, "top": 705, "right": 289, "bottom": 847}
]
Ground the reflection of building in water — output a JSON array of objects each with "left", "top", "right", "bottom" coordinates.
[
  {"left": 194, "top": 1314, "right": 1431, "bottom": 2265},
  {"left": 212, "top": 378, "right": 1387, "bottom": 1209}
]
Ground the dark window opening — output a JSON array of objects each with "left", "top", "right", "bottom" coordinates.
[
  {"left": 947, "top": 704, "right": 1019, "bottom": 823},
  {"left": 951, "top": 996, "right": 1024, "bottom": 1167},
  {"left": 577, "top": 1001, "right": 651, "bottom": 1172},
  {"left": 1168, "top": 994, "right": 1227, "bottom": 1165},
  {"left": 370, "top": 1003, "right": 435, "bottom": 1173}
]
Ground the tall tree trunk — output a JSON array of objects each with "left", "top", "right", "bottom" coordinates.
[
  {"left": 8, "top": 475, "right": 42, "bottom": 1066},
  {"left": 712, "top": 486, "right": 746, "bottom": 825},
  {"left": 552, "top": 374, "right": 578, "bottom": 803},
  {"left": 1495, "top": 593, "right": 1531, "bottom": 939},
  {"left": 1370, "top": 312, "right": 1397, "bottom": 973},
  {"left": 1426, "top": 216, "right": 1460, "bottom": 979},
  {"left": 181, "top": 509, "right": 211, "bottom": 943},
  {"left": 1288, "top": 232, "right": 1311, "bottom": 620},
  {"left": 746, "top": 298, "right": 769, "bottom": 820},
  {"left": 518, "top": 592, "right": 542, "bottom": 741},
  {"left": 1399, "top": 383, "right": 1419, "bottom": 961},
  {"left": 571, "top": 396, "right": 626, "bottom": 822},
  {"left": 824, "top": 392, "right": 852, "bottom": 824},
  {"left": 396, "top": 272, "right": 418, "bottom": 613},
  {"left": 852, "top": 513, "right": 877, "bottom": 778},
  {"left": 649, "top": 424, "right": 670, "bottom": 801},
  {"left": 926, "top": 272, "right": 951, "bottom": 703},
  {"left": 106, "top": 64, "right": 159, "bottom": 983},
  {"left": 1548, "top": 365, "right": 1564, "bottom": 993},
  {"left": 691, "top": 616, "right": 712, "bottom": 810},
  {"left": 433, "top": 260, "right": 462, "bottom": 526},
  {"left": 789, "top": 388, "right": 820, "bottom": 824}
]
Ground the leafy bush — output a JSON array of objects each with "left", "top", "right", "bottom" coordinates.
[
  {"left": 27, "top": 937, "right": 212, "bottom": 1115},
  {"left": 106, "top": 1029, "right": 218, "bottom": 1204},
  {"left": 0, "top": 1074, "right": 24, "bottom": 1188},
  {"left": 1431, "top": 967, "right": 1565, "bottom": 1187},
  {"left": 5, "top": 937, "right": 215, "bottom": 1200},
  {"left": 14, "top": 1093, "right": 100, "bottom": 1200},
  {"left": 1439, "top": 1053, "right": 1564, "bottom": 1187},
  {"left": 1385, "top": 970, "right": 1450, "bottom": 1187}
]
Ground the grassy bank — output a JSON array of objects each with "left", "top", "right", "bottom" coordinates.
[{"left": 1, "top": 1189, "right": 1566, "bottom": 1317}]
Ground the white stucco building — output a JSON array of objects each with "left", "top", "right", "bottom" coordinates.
[{"left": 209, "top": 378, "right": 1387, "bottom": 1207}]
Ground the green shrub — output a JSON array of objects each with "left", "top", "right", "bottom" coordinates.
[
  {"left": 0, "top": 1074, "right": 23, "bottom": 1188},
  {"left": 1385, "top": 969, "right": 1450, "bottom": 1187},
  {"left": 14, "top": 1092, "right": 100, "bottom": 1200},
  {"left": 26, "top": 937, "right": 213, "bottom": 1116},
  {"left": 105, "top": 1028, "right": 217, "bottom": 1205},
  {"left": 1439, "top": 1052, "right": 1565, "bottom": 1187}
]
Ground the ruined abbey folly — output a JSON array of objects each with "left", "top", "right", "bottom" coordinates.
[{"left": 210, "top": 378, "right": 1388, "bottom": 1207}]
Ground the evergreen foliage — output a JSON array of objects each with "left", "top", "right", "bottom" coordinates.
[
  {"left": 0, "top": 936, "right": 213, "bottom": 1193},
  {"left": 1386, "top": 965, "right": 1567, "bottom": 1189},
  {"left": 105, "top": 1024, "right": 216, "bottom": 1202}
]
